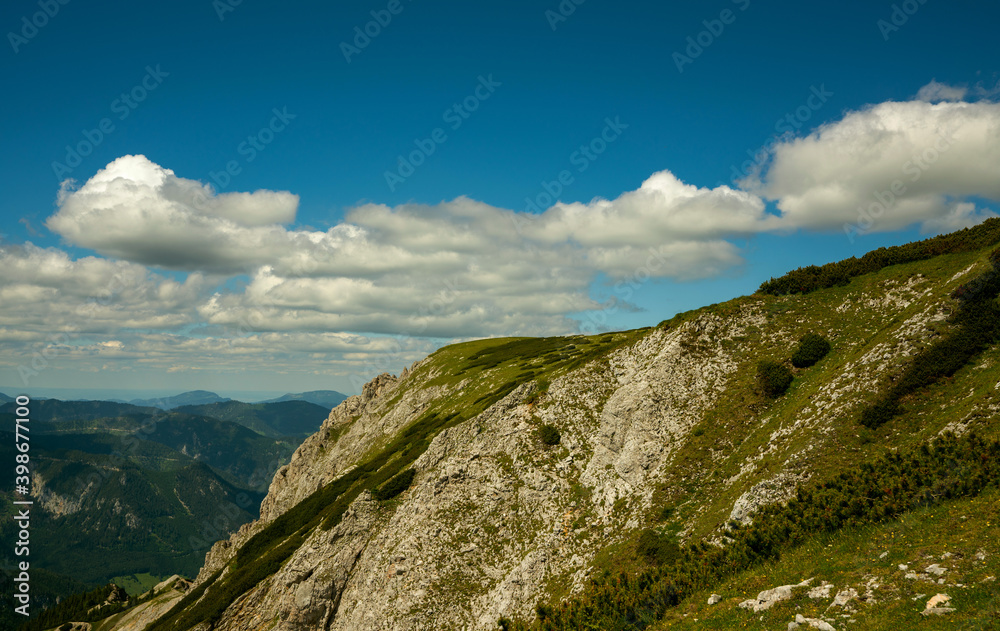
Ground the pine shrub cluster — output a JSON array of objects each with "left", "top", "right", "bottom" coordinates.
[
  {"left": 860, "top": 248, "right": 1000, "bottom": 429},
  {"left": 537, "top": 423, "right": 561, "bottom": 446},
  {"left": 758, "top": 218, "right": 1000, "bottom": 295},
  {"left": 372, "top": 468, "right": 416, "bottom": 501},
  {"left": 756, "top": 360, "right": 793, "bottom": 398},
  {"left": 791, "top": 333, "right": 831, "bottom": 368}
]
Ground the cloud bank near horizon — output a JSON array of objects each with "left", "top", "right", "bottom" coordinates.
[{"left": 5, "top": 82, "right": 1000, "bottom": 387}]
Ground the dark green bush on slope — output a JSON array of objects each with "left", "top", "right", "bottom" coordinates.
[
  {"left": 636, "top": 529, "right": 681, "bottom": 566},
  {"left": 537, "top": 423, "right": 561, "bottom": 446},
  {"left": 791, "top": 333, "right": 831, "bottom": 368},
  {"left": 756, "top": 360, "right": 793, "bottom": 398}
]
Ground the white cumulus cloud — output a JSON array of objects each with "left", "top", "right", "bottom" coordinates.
[
  {"left": 12, "top": 85, "right": 1000, "bottom": 391},
  {"left": 916, "top": 79, "right": 968, "bottom": 103},
  {"left": 744, "top": 99, "right": 1000, "bottom": 234},
  {"left": 48, "top": 154, "right": 300, "bottom": 273}
]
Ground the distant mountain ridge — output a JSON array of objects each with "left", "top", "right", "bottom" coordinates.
[
  {"left": 128, "top": 390, "right": 232, "bottom": 409},
  {"left": 262, "top": 389, "right": 348, "bottom": 409},
  {"left": 175, "top": 400, "right": 331, "bottom": 438},
  {"left": 0, "top": 389, "right": 350, "bottom": 410},
  {"left": 0, "top": 398, "right": 162, "bottom": 421},
  {"left": 0, "top": 426, "right": 265, "bottom": 591}
]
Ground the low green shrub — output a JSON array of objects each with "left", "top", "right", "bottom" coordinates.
[
  {"left": 756, "top": 360, "right": 793, "bottom": 398},
  {"left": 537, "top": 424, "right": 561, "bottom": 446},
  {"left": 859, "top": 398, "right": 901, "bottom": 430},
  {"left": 858, "top": 250, "right": 1000, "bottom": 429},
  {"left": 791, "top": 333, "right": 831, "bottom": 368},
  {"left": 524, "top": 378, "right": 551, "bottom": 406}
]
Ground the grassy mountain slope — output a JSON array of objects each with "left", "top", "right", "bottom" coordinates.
[
  {"left": 503, "top": 240, "right": 1000, "bottom": 628},
  {"left": 651, "top": 485, "right": 1000, "bottom": 629},
  {"left": 74, "top": 222, "right": 1000, "bottom": 631}
]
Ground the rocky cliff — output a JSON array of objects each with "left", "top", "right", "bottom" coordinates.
[{"left": 94, "top": 243, "right": 1000, "bottom": 631}]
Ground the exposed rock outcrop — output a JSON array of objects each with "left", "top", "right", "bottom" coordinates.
[{"left": 739, "top": 578, "right": 813, "bottom": 612}]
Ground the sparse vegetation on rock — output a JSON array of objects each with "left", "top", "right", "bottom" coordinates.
[
  {"left": 537, "top": 423, "right": 561, "bottom": 446},
  {"left": 507, "top": 432, "right": 1000, "bottom": 630}
]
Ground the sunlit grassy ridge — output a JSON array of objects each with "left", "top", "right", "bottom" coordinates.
[
  {"left": 644, "top": 248, "right": 996, "bottom": 546},
  {"left": 757, "top": 217, "right": 1000, "bottom": 295}
]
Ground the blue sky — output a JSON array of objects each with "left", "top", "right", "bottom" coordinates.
[{"left": 2, "top": 0, "right": 999, "bottom": 397}]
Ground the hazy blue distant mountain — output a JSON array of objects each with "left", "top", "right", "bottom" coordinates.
[
  {"left": 0, "top": 398, "right": 162, "bottom": 421},
  {"left": 175, "top": 400, "right": 330, "bottom": 438},
  {"left": 0, "top": 392, "right": 13, "bottom": 403},
  {"left": 263, "top": 389, "right": 348, "bottom": 409},
  {"left": 129, "top": 390, "right": 232, "bottom": 409},
  {"left": 0, "top": 428, "right": 264, "bottom": 587}
]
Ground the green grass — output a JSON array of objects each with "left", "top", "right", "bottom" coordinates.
[
  {"left": 108, "top": 573, "right": 168, "bottom": 597},
  {"left": 505, "top": 432, "right": 1000, "bottom": 629},
  {"left": 649, "top": 247, "right": 997, "bottom": 546},
  {"left": 652, "top": 486, "right": 1000, "bottom": 630},
  {"left": 505, "top": 244, "right": 1000, "bottom": 628}
]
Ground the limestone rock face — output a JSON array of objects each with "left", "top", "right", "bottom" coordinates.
[{"left": 175, "top": 316, "right": 762, "bottom": 630}]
